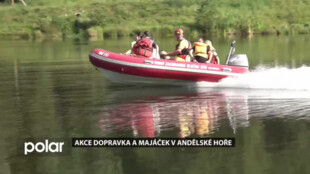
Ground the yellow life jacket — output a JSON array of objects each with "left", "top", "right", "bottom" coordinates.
[{"left": 194, "top": 42, "right": 208, "bottom": 58}]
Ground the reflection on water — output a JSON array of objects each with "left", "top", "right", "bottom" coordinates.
[
  {"left": 98, "top": 87, "right": 310, "bottom": 138},
  {"left": 98, "top": 90, "right": 224, "bottom": 137}
]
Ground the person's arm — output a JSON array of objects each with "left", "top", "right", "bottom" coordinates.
[
  {"left": 166, "top": 42, "right": 182, "bottom": 57},
  {"left": 131, "top": 41, "right": 135, "bottom": 48},
  {"left": 153, "top": 44, "right": 160, "bottom": 59},
  {"left": 190, "top": 46, "right": 195, "bottom": 57},
  {"left": 206, "top": 51, "right": 213, "bottom": 63},
  {"left": 152, "top": 42, "right": 157, "bottom": 49},
  {"left": 166, "top": 50, "right": 180, "bottom": 57},
  {"left": 189, "top": 49, "right": 196, "bottom": 62}
]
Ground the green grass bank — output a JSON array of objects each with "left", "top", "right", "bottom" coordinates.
[{"left": 1, "top": 0, "right": 310, "bottom": 40}]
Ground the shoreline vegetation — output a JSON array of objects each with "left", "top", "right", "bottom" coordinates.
[{"left": 1, "top": 0, "right": 310, "bottom": 40}]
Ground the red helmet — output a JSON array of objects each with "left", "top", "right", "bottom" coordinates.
[{"left": 175, "top": 28, "right": 184, "bottom": 35}]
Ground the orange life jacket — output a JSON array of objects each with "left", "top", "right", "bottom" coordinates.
[{"left": 133, "top": 38, "right": 153, "bottom": 58}]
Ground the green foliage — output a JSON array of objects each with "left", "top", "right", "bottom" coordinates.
[
  {"left": 195, "top": 0, "right": 310, "bottom": 35},
  {"left": 164, "top": 0, "right": 204, "bottom": 7},
  {"left": 1, "top": 0, "right": 310, "bottom": 39}
]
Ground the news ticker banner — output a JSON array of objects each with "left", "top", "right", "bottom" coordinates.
[
  {"left": 21, "top": 138, "right": 235, "bottom": 156},
  {"left": 72, "top": 138, "right": 235, "bottom": 147}
]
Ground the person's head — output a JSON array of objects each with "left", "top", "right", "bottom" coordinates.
[
  {"left": 143, "top": 31, "right": 151, "bottom": 38},
  {"left": 205, "top": 40, "right": 215, "bottom": 51},
  {"left": 197, "top": 38, "right": 203, "bottom": 43},
  {"left": 75, "top": 13, "right": 82, "bottom": 17},
  {"left": 174, "top": 28, "right": 184, "bottom": 41},
  {"left": 205, "top": 40, "right": 212, "bottom": 47},
  {"left": 135, "top": 31, "right": 142, "bottom": 41}
]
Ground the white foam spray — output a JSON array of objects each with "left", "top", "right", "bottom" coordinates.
[{"left": 198, "top": 66, "right": 310, "bottom": 91}]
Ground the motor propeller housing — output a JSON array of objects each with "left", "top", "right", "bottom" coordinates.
[
  {"left": 226, "top": 54, "right": 249, "bottom": 69},
  {"left": 225, "top": 41, "right": 249, "bottom": 69}
]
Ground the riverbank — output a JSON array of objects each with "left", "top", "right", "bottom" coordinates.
[{"left": 1, "top": 0, "right": 309, "bottom": 40}]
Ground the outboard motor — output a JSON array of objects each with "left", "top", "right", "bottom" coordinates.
[{"left": 225, "top": 41, "right": 249, "bottom": 69}]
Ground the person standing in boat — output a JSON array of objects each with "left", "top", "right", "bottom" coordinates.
[
  {"left": 164, "top": 28, "right": 192, "bottom": 62},
  {"left": 191, "top": 38, "right": 209, "bottom": 63},
  {"left": 132, "top": 31, "right": 159, "bottom": 59}
]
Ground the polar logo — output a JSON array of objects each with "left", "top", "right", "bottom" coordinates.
[{"left": 24, "top": 139, "right": 64, "bottom": 155}]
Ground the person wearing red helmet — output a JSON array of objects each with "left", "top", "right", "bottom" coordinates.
[{"left": 164, "top": 28, "right": 192, "bottom": 62}]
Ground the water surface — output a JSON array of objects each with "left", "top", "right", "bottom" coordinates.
[{"left": 0, "top": 36, "right": 310, "bottom": 174}]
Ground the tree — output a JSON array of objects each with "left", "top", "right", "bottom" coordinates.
[
  {"left": 11, "top": 0, "right": 27, "bottom": 6},
  {"left": 20, "top": 0, "right": 27, "bottom": 6},
  {"left": 195, "top": 0, "right": 218, "bottom": 33}
]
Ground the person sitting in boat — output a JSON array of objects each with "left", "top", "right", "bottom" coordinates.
[
  {"left": 125, "top": 32, "right": 142, "bottom": 55},
  {"left": 205, "top": 40, "right": 220, "bottom": 64},
  {"left": 132, "top": 31, "right": 159, "bottom": 59},
  {"left": 191, "top": 38, "right": 209, "bottom": 63},
  {"left": 164, "top": 28, "right": 192, "bottom": 62},
  {"left": 131, "top": 32, "right": 142, "bottom": 49},
  {"left": 142, "top": 31, "right": 160, "bottom": 59}
]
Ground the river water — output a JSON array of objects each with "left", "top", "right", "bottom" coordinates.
[{"left": 0, "top": 35, "right": 310, "bottom": 174}]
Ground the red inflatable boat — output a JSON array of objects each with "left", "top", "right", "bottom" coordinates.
[{"left": 89, "top": 41, "right": 249, "bottom": 85}]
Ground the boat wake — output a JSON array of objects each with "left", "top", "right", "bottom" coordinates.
[{"left": 197, "top": 66, "right": 310, "bottom": 91}]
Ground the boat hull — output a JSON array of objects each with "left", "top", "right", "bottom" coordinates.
[
  {"left": 98, "top": 68, "right": 194, "bottom": 85},
  {"left": 89, "top": 49, "right": 248, "bottom": 85}
]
